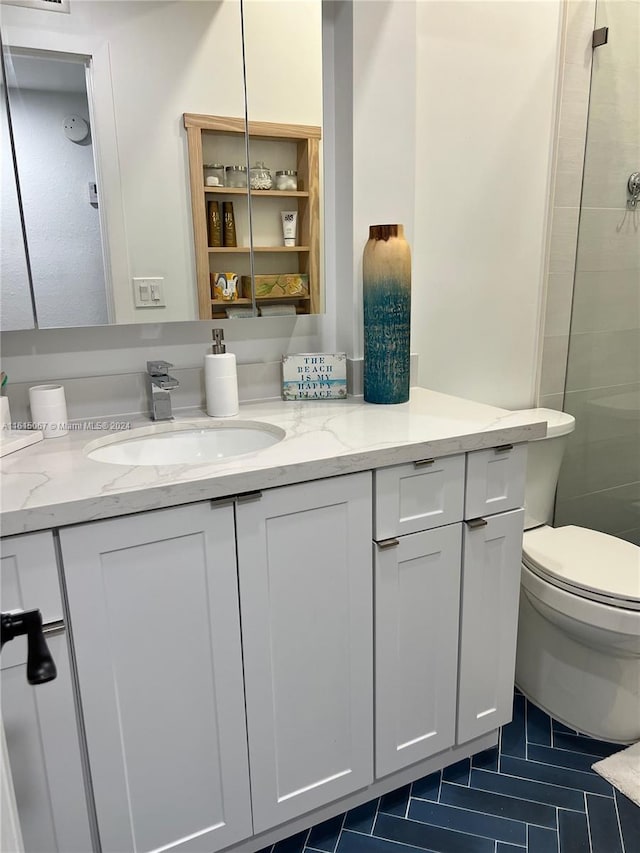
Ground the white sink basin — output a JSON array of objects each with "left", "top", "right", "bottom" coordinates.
[{"left": 86, "top": 420, "right": 285, "bottom": 466}]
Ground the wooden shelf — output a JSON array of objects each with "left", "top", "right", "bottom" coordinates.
[
  {"left": 208, "top": 246, "right": 309, "bottom": 254},
  {"left": 211, "top": 295, "right": 310, "bottom": 307},
  {"left": 184, "top": 113, "right": 321, "bottom": 319},
  {"left": 204, "top": 186, "right": 309, "bottom": 198}
]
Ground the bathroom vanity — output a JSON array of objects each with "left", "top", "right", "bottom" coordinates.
[{"left": 0, "top": 389, "right": 544, "bottom": 853}]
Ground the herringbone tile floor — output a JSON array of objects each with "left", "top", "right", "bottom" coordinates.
[{"left": 259, "top": 692, "right": 640, "bottom": 853}]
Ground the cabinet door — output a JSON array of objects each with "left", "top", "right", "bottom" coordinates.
[
  {"left": 457, "top": 509, "right": 524, "bottom": 744},
  {"left": 59, "top": 502, "right": 252, "bottom": 853},
  {"left": 236, "top": 473, "right": 373, "bottom": 832},
  {"left": 1, "top": 532, "right": 93, "bottom": 853},
  {"left": 375, "top": 524, "right": 461, "bottom": 778}
]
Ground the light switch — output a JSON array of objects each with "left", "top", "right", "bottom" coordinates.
[{"left": 133, "top": 277, "right": 166, "bottom": 308}]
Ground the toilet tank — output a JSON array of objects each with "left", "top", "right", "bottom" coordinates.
[{"left": 500, "top": 408, "right": 576, "bottom": 530}]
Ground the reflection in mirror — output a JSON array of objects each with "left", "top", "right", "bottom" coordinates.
[
  {"left": 4, "top": 49, "right": 110, "bottom": 326},
  {"left": 0, "top": 0, "right": 322, "bottom": 328},
  {"left": 0, "top": 49, "right": 35, "bottom": 331},
  {"left": 1, "top": 0, "right": 246, "bottom": 327}
]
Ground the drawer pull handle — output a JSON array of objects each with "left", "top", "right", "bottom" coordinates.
[
  {"left": 494, "top": 444, "right": 513, "bottom": 453},
  {"left": 237, "top": 491, "right": 262, "bottom": 504},
  {"left": 414, "top": 458, "right": 435, "bottom": 468},
  {"left": 43, "top": 619, "right": 66, "bottom": 637},
  {"left": 467, "top": 518, "right": 488, "bottom": 530},
  {"left": 377, "top": 538, "right": 400, "bottom": 550}
]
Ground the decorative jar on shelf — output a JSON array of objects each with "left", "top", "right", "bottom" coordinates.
[
  {"left": 225, "top": 165, "right": 248, "bottom": 188},
  {"left": 203, "top": 163, "right": 225, "bottom": 187},
  {"left": 250, "top": 162, "right": 273, "bottom": 190},
  {"left": 275, "top": 170, "right": 297, "bottom": 191}
]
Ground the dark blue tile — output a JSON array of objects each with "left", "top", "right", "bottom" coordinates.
[
  {"left": 558, "top": 809, "right": 589, "bottom": 852},
  {"left": 615, "top": 790, "right": 640, "bottom": 853},
  {"left": 528, "top": 743, "right": 603, "bottom": 774},
  {"left": 470, "top": 768, "right": 584, "bottom": 810},
  {"left": 472, "top": 746, "right": 498, "bottom": 772},
  {"left": 528, "top": 825, "right": 558, "bottom": 853},
  {"left": 526, "top": 702, "right": 552, "bottom": 746},
  {"left": 412, "top": 771, "right": 441, "bottom": 801},
  {"left": 552, "top": 720, "right": 577, "bottom": 735},
  {"left": 408, "top": 798, "right": 526, "bottom": 845},
  {"left": 337, "top": 831, "right": 428, "bottom": 853},
  {"left": 500, "top": 755, "right": 613, "bottom": 796},
  {"left": 553, "top": 732, "right": 620, "bottom": 759},
  {"left": 586, "top": 794, "right": 623, "bottom": 853},
  {"left": 496, "top": 845, "right": 525, "bottom": 853},
  {"left": 274, "top": 831, "right": 309, "bottom": 853},
  {"left": 379, "top": 784, "right": 411, "bottom": 816},
  {"left": 501, "top": 693, "right": 526, "bottom": 758},
  {"left": 374, "top": 812, "right": 494, "bottom": 853},
  {"left": 306, "top": 815, "right": 344, "bottom": 851},
  {"left": 439, "top": 781, "right": 556, "bottom": 828},
  {"left": 343, "top": 798, "right": 379, "bottom": 833},
  {"left": 442, "top": 758, "right": 470, "bottom": 785},
  {"left": 256, "top": 848, "right": 273, "bottom": 853}
]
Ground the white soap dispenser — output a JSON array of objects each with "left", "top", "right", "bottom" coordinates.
[{"left": 205, "top": 328, "right": 239, "bottom": 417}]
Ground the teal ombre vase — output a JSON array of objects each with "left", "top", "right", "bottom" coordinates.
[{"left": 363, "top": 224, "right": 411, "bottom": 404}]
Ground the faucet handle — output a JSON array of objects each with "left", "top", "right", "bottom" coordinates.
[{"left": 147, "top": 360, "right": 173, "bottom": 376}]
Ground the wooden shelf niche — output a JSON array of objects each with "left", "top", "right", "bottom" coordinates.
[{"left": 184, "top": 113, "right": 321, "bottom": 320}]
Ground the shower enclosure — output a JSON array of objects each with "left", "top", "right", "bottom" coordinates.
[{"left": 554, "top": 0, "right": 640, "bottom": 544}]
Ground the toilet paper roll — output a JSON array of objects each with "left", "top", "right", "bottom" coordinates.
[
  {"left": 29, "top": 384, "right": 68, "bottom": 438},
  {"left": 0, "top": 397, "right": 10, "bottom": 430}
]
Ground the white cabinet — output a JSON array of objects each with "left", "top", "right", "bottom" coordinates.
[
  {"left": 457, "top": 509, "right": 525, "bottom": 743},
  {"left": 374, "top": 448, "right": 526, "bottom": 777},
  {"left": 59, "top": 501, "right": 252, "bottom": 853},
  {"left": 465, "top": 444, "right": 527, "bottom": 519},
  {"left": 2, "top": 447, "right": 527, "bottom": 852},
  {"left": 236, "top": 473, "right": 373, "bottom": 832},
  {"left": 375, "top": 524, "right": 462, "bottom": 778},
  {"left": 0, "top": 532, "right": 93, "bottom": 853}
]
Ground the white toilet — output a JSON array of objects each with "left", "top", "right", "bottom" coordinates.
[{"left": 505, "top": 408, "right": 640, "bottom": 744}]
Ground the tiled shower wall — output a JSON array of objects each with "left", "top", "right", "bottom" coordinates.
[{"left": 540, "top": 0, "right": 640, "bottom": 543}]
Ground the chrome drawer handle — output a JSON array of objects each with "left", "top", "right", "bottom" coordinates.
[
  {"left": 494, "top": 444, "right": 513, "bottom": 453},
  {"left": 236, "top": 491, "right": 262, "bottom": 504},
  {"left": 414, "top": 458, "right": 435, "bottom": 468},
  {"left": 377, "top": 538, "right": 399, "bottom": 550},
  {"left": 467, "top": 518, "right": 488, "bottom": 530}
]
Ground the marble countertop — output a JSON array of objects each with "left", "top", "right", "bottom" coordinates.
[{"left": 0, "top": 388, "right": 546, "bottom": 536}]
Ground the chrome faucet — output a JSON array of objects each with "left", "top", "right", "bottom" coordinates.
[{"left": 146, "top": 361, "right": 179, "bottom": 421}]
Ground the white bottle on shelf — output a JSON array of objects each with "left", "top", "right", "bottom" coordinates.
[{"left": 205, "top": 329, "right": 239, "bottom": 418}]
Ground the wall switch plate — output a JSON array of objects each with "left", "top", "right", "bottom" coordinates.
[{"left": 133, "top": 277, "right": 166, "bottom": 308}]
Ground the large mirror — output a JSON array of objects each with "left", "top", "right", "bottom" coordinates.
[{"left": 0, "top": 0, "right": 322, "bottom": 328}]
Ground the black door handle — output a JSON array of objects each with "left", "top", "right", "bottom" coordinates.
[{"left": 1, "top": 610, "right": 57, "bottom": 685}]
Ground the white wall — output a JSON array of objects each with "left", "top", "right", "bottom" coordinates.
[
  {"left": 10, "top": 87, "right": 108, "bottom": 326},
  {"left": 412, "top": 0, "right": 562, "bottom": 409}
]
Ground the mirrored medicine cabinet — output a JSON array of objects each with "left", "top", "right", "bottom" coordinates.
[{"left": 0, "top": 0, "right": 323, "bottom": 331}]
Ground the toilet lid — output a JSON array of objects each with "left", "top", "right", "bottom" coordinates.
[{"left": 523, "top": 525, "right": 640, "bottom": 610}]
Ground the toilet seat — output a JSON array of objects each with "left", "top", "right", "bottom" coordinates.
[{"left": 522, "top": 525, "right": 640, "bottom": 611}]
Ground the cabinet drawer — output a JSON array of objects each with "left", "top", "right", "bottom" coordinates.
[
  {"left": 465, "top": 444, "right": 527, "bottom": 519},
  {"left": 1, "top": 531, "right": 62, "bottom": 670},
  {"left": 374, "top": 454, "right": 465, "bottom": 540}
]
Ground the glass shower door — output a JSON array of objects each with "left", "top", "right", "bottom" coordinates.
[{"left": 554, "top": 0, "right": 640, "bottom": 543}]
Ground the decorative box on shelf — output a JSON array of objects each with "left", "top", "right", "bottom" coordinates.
[{"left": 241, "top": 274, "right": 309, "bottom": 300}]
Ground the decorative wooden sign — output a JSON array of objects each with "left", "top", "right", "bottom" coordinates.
[{"left": 282, "top": 353, "right": 347, "bottom": 400}]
